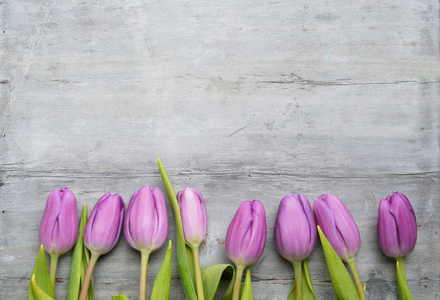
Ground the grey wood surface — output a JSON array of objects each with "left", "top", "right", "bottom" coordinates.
[{"left": 1, "top": 1, "right": 439, "bottom": 299}]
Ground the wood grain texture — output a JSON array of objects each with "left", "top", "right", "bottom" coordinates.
[{"left": 1, "top": 0, "right": 439, "bottom": 299}]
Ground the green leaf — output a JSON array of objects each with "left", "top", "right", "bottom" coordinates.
[
  {"left": 317, "top": 226, "right": 360, "bottom": 300},
  {"left": 111, "top": 292, "right": 130, "bottom": 300},
  {"left": 28, "top": 245, "right": 55, "bottom": 300},
  {"left": 151, "top": 240, "right": 173, "bottom": 300},
  {"left": 288, "top": 259, "right": 316, "bottom": 300},
  {"left": 396, "top": 260, "right": 413, "bottom": 300},
  {"left": 31, "top": 275, "right": 55, "bottom": 300},
  {"left": 240, "top": 268, "right": 253, "bottom": 300},
  {"left": 201, "top": 264, "right": 235, "bottom": 300},
  {"left": 67, "top": 203, "right": 94, "bottom": 300},
  {"left": 219, "top": 265, "right": 235, "bottom": 300},
  {"left": 158, "top": 158, "right": 197, "bottom": 300},
  {"left": 303, "top": 259, "right": 315, "bottom": 298}
]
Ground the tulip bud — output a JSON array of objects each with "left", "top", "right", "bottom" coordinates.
[
  {"left": 274, "top": 194, "right": 317, "bottom": 263},
  {"left": 377, "top": 191, "right": 417, "bottom": 258},
  {"left": 313, "top": 194, "right": 361, "bottom": 261},
  {"left": 124, "top": 185, "right": 168, "bottom": 253},
  {"left": 177, "top": 187, "right": 207, "bottom": 248},
  {"left": 39, "top": 187, "right": 78, "bottom": 256},
  {"left": 84, "top": 192, "right": 125, "bottom": 255},
  {"left": 226, "top": 200, "right": 267, "bottom": 267}
]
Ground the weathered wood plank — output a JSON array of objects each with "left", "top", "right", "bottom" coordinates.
[{"left": 1, "top": 0, "right": 439, "bottom": 299}]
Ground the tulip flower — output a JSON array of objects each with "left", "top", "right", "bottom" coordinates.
[
  {"left": 377, "top": 192, "right": 417, "bottom": 258},
  {"left": 274, "top": 194, "right": 316, "bottom": 262},
  {"left": 314, "top": 194, "right": 365, "bottom": 300},
  {"left": 177, "top": 188, "right": 207, "bottom": 247},
  {"left": 39, "top": 187, "right": 78, "bottom": 289},
  {"left": 274, "top": 194, "right": 316, "bottom": 300},
  {"left": 377, "top": 191, "right": 417, "bottom": 299},
  {"left": 226, "top": 200, "right": 266, "bottom": 300},
  {"left": 124, "top": 185, "right": 169, "bottom": 300},
  {"left": 79, "top": 192, "right": 125, "bottom": 300},
  {"left": 177, "top": 187, "right": 207, "bottom": 300},
  {"left": 313, "top": 194, "right": 360, "bottom": 261}
]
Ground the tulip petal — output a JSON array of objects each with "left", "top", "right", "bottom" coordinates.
[
  {"left": 226, "top": 201, "right": 253, "bottom": 264},
  {"left": 152, "top": 187, "right": 169, "bottom": 250},
  {"left": 299, "top": 194, "right": 317, "bottom": 255},
  {"left": 111, "top": 198, "right": 125, "bottom": 251},
  {"left": 56, "top": 188, "right": 78, "bottom": 255},
  {"left": 84, "top": 193, "right": 124, "bottom": 255},
  {"left": 394, "top": 192, "right": 416, "bottom": 222},
  {"left": 314, "top": 195, "right": 360, "bottom": 261},
  {"left": 39, "top": 190, "right": 62, "bottom": 254},
  {"left": 377, "top": 197, "right": 399, "bottom": 257},
  {"left": 226, "top": 200, "right": 266, "bottom": 267},
  {"left": 390, "top": 192, "right": 417, "bottom": 257},
  {"left": 127, "top": 187, "right": 155, "bottom": 249},
  {"left": 179, "top": 189, "right": 199, "bottom": 241},
  {"left": 274, "top": 194, "right": 316, "bottom": 262},
  {"left": 39, "top": 188, "right": 78, "bottom": 256},
  {"left": 314, "top": 198, "right": 347, "bottom": 259},
  {"left": 244, "top": 200, "right": 267, "bottom": 265},
  {"left": 177, "top": 188, "right": 207, "bottom": 247},
  {"left": 124, "top": 186, "right": 169, "bottom": 253},
  {"left": 377, "top": 192, "right": 417, "bottom": 258}
]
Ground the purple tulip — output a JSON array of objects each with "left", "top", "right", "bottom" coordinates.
[
  {"left": 84, "top": 192, "right": 125, "bottom": 255},
  {"left": 314, "top": 194, "right": 361, "bottom": 261},
  {"left": 274, "top": 194, "right": 317, "bottom": 263},
  {"left": 124, "top": 185, "right": 168, "bottom": 253},
  {"left": 377, "top": 192, "right": 417, "bottom": 258},
  {"left": 177, "top": 187, "right": 207, "bottom": 247},
  {"left": 39, "top": 187, "right": 78, "bottom": 256},
  {"left": 226, "top": 200, "right": 267, "bottom": 267}
]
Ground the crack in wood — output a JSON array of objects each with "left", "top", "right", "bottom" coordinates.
[
  {"left": 260, "top": 79, "right": 440, "bottom": 86},
  {"left": 2, "top": 169, "right": 439, "bottom": 179},
  {"left": 228, "top": 124, "right": 251, "bottom": 137}
]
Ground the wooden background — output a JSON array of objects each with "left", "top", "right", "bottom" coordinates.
[{"left": 1, "top": 1, "right": 439, "bottom": 299}]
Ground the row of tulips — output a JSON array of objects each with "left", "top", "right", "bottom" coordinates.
[{"left": 31, "top": 161, "right": 417, "bottom": 300}]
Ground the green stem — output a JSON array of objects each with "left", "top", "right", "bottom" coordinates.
[
  {"left": 49, "top": 254, "right": 59, "bottom": 290},
  {"left": 396, "top": 257, "right": 407, "bottom": 282},
  {"left": 79, "top": 252, "right": 99, "bottom": 300},
  {"left": 396, "top": 256, "right": 413, "bottom": 300},
  {"left": 293, "top": 261, "right": 303, "bottom": 300},
  {"left": 232, "top": 264, "right": 245, "bottom": 300},
  {"left": 346, "top": 258, "right": 366, "bottom": 300},
  {"left": 191, "top": 246, "right": 205, "bottom": 300},
  {"left": 139, "top": 251, "right": 151, "bottom": 300}
]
